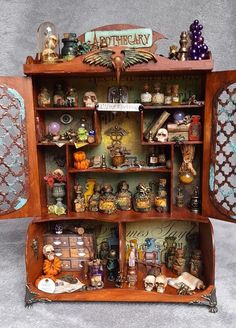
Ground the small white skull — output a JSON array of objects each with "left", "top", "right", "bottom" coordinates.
[
  {"left": 144, "top": 275, "right": 156, "bottom": 292},
  {"left": 156, "top": 128, "right": 168, "bottom": 142},
  {"left": 43, "top": 244, "right": 55, "bottom": 261},
  {"left": 155, "top": 274, "right": 168, "bottom": 293},
  {"left": 83, "top": 91, "right": 98, "bottom": 107}
]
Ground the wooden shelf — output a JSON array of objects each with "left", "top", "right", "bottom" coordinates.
[
  {"left": 142, "top": 104, "right": 204, "bottom": 110},
  {"left": 68, "top": 167, "right": 171, "bottom": 174},
  {"left": 34, "top": 208, "right": 208, "bottom": 223},
  {"left": 142, "top": 140, "right": 203, "bottom": 145},
  {"left": 36, "top": 106, "right": 96, "bottom": 111},
  {"left": 37, "top": 142, "right": 99, "bottom": 147}
]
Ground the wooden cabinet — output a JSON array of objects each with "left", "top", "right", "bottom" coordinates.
[{"left": 0, "top": 25, "right": 235, "bottom": 312}]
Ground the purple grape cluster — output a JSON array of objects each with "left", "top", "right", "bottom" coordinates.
[{"left": 189, "top": 20, "right": 209, "bottom": 60}]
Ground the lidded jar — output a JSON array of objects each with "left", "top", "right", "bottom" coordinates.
[
  {"left": 61, "top": 33, "right": 78, "bottom": 61},
  {"left": 140, "top": 83, "right": 152, "bottom": 105},
  {"left": 164, "top": 84, "right": 172, "bottom": 105},
  {"left": 53, "top": 84, "right": 65, "bottom": 107},
  {"left": 65, "top": 87, "right": 79, "bottom": 107},
  {"left": 152, "top": 82, "right": 164, "bottom": 105},
  {"left": 99, "top": 184, "right": 116, "bottom": 214},
  {"left": 38, "top": 87, "right": 51, "bottom": 107},
  {"left": 37, "top": 22, "right": 59, "bottom": 64},
  {"left": 116, "top": 180, "right": 132, "bottom": 211},
  {"left": 189, "top": 115, "right": 201, "bottom": 141},
  {"left": 171, "top": 84, "right": 180, "bottom": 105},
  {"left": 133, "top": 183, "right": 151, "bottom": 212}
]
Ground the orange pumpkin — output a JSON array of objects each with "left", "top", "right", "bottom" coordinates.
[
  {"left": 80, "top": 159, "right": 90, "bottom": 169},
  {"left": 35, "top": 274, "right": 56, "bottom": 288},
  {"left": 43, "top": 257, "right": 62, "bottom": 276},
  {"left": 73, "top": 151, "right": 86, "bottom": 162},
  {"left": 74, "top": 161, "right": 81, "bottom": 170}
]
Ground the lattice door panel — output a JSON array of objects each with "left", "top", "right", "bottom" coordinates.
[
  {"left": 0, "top": 84, "right": 29, "bottom": 215},
  {"left": 209, "top": 82, "right": 236, "bottom": 219}
]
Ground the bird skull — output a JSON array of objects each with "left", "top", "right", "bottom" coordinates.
[
  {"left": 155, "top": 274, "right": 168, "bottom": 293},
  {"left": 83, "top": 91, "right": 98, "bottom": 107},
  {"left": 43, "top": 244, "right": 55, "bottom": 261},
  {"left": 144, "top": 275, "right": 155, "bottom": 292},
  {"left": 156, "top": 128, "right": 168, "bottom": 142}
]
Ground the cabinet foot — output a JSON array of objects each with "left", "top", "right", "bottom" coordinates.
[
  {"left": 189, "top": 287, "right": 218, "bottom": 313},
  {"left": 25, "top": 285, "right": 51, "bottom": 308}
]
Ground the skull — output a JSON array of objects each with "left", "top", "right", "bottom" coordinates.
[
  {"left": 144, "top": 275, "right": 155, "bottom": 292},
  {"left": 155, "top": 274, "right": 168, "bottom": 293},
  {"left": 43, "top": 244, "right": 55, "bottom": 261},
  {"left": 83, "top": 91, "right": 98, "bottom": 107},
  {"left": 156, "top": 128, "right": 168, "bottom": 142}
]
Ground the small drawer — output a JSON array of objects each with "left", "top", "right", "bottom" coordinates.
[
  {"left": 70, "top": 248, "right": 79, "bottom": 258},
  {"left": 61, "top": 260, "right": 71, "bottom": 270},
  {"left": 54, "top": 248, "right": 70, "bottom": 258},
  {"left": 69, "top": 236, "right": 78, "bottom": 247},
  {"left": 83, "top": 235, "right": 93, "bottom": 247},
  {"left": 53, "top": 236, "right": 69, "bottom": 247},
  {"left": 44, "top": 236, "right": 54, "bottom": 245},
  {"left": 71, "top": 260, "right": 82, "bottom": 269}
]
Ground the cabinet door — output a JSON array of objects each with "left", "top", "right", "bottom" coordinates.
[
  {"left": 202, "top": 70, "right": 236, "bottom": 223},
  {"left": 0, "top": 77, "right": 41, "bottom": 219}
]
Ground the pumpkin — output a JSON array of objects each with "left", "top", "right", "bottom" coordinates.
[
  {"left": 80, "top": 159, "right": 90, "bottom": 169},
  {"left": 35, "top": 274, "right": 56, "bottom": 288},
  {"left": 74, "top": 161, "right": 81, "bottom": 170},
  {"left": 43, "top": 257, "right": 62, "bottom": 276},
  {"left": 73, "top": 151, "right": 86, "bottom": 162}
]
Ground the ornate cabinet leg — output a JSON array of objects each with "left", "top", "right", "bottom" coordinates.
[
  {"left": 190, "top": 287, "right": 218, "bottom": 313},
  {"left": 25, "top": 285, "right": 51, "bottom": 307}
]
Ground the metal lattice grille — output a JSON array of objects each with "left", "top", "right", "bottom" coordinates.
[
  {"left": 0, "top": 84, "right": 28, "bottom": 215},
  {"left": 210, "top": 82, "right": 236, "bottom": 218}
]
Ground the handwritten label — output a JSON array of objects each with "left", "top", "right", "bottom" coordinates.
[
  {"left": 85, "top": 28, "right": 152, "bottom": 48},
  {"left": 97, "top": 103, "right": 141, "bottom": 112}
]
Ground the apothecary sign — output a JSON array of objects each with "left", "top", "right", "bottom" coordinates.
[{"left": 85, "top": 28, "right": 153, "bottom": 48}]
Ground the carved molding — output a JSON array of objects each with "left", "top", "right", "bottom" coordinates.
[{"left": 25, "top": 285, "right": 51, "bottom": 308}]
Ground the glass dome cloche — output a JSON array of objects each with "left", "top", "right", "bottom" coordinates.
[{"left": 37, "top": 22, "right": 59, "bottom": 64}]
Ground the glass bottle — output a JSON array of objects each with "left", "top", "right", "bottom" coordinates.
[
  {"left": 38, "top": 87, "right": 51, "bottom": 107},
  {"left": 164, "top": 85, "right": 172, "bottom": 105},
  {"left": 189, "top": 115, "right": 202, "bottom": 141},
  {"left": 74, "top": 184, "right": 85, "bottom": 212},
  {"left": 133, "top": 183, "right": 151, "bottom": 212},
  {"left": 155, "top": 178, "right": 168, "bottom": 212},
  {"left": 152, "top": 82, "right": 164, "bottom": 105},
  {"left": 88, "top": 184, "right": 101, "bottom": 212},
  {"left": 65, "top": 87, "right": 78, "bottom": 107},
  {"left": 99, "top": 184, "right": 116, "bottom": 214},
  {"left": 61, "top": 33, "right": 78, "bottom": 61},
  {"left": 37, "top": 22, "right": 59, "bottom": 64},
  {"left": 77, "top": 117, "right": 88, "bottom": 142},
  {"left": 147, "top": 148, "right": 158, "bottom": 167},
  {"left": 140, "top": 83, "right": 152, "bottom": 105},
  {"left": 116, "top": 180, "right": 132, "bottom": 211},
  {"left": 87, "top": 130, "right": 96, "bottom": 144},
  {"left": 171, "top": 84, "right": 180, "bottom": 105},
  {"left": 53, "top": 84, "right": 65, "bottom": 107}
]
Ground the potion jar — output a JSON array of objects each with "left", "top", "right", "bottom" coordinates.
[
  {"left": 61, "top": 33, "right": 78, "bottom": 61},
  {"left": 140, "top": 83, "right": 152, "bottom": 105},
  {"left": 37, "top": 22, "right": 59, "bottom": 64},
  {"left": 116, "top": 181, "right": 132, "bottom": 211},
  {"left": 155, "top": 178, "right": 168, "bottom": 212},
  {"left": 152, "top": 82, "right": 164, "bottom": 105},
  {"left": 164, "top": 84, "right": 172, "bottom": 105},
  {"left": 88, "top": 184, "right": 101, "bottom": 212},
  {"left": 133, "top": 184, "right": 151, "bottom": 212},
  {"left": 65, "top": 87, "right": 78, "bottom": 107},
  {"left": 38, "top": 87, "right": 51, "bottom": 107},
  {"left": 74, "top": 184, "right": 85, "bottom": 212},
  {"left": 99, "top": 184, "right": 116, "bottom": 214},
  {"left": 171, "top": 84, "right": 180, "bottom": 105},
  {"left": 52, "top": 182, "right": 66, "bottom": 208},
  {"left": 188, "top": 115, "right": 202, "bottom": 141},
  {"left": 77, "top": 117, "right": 89, "bottom": 142},
  {"left": 53, "top": 84, "right": 65, "bottom": 107}
]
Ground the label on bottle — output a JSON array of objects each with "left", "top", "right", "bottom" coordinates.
[{"left": 149, "top": 156, "right": 158, "bottom": 164}]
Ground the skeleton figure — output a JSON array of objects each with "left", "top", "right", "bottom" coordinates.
[
  {"left": 155, "top": 274, "right": 168, "bottom": 293},
  {"left": 144, "top": 275, "right": 156, "bottom": 292},
  {"left": 156, "top": 128, "right": 168, "bottom": 142},
  {"left": 43, "top": 244, "right": 55, "bottom": 261},
  {"left": 83, "top": 91, "right": 98, "bottom": 107}
]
